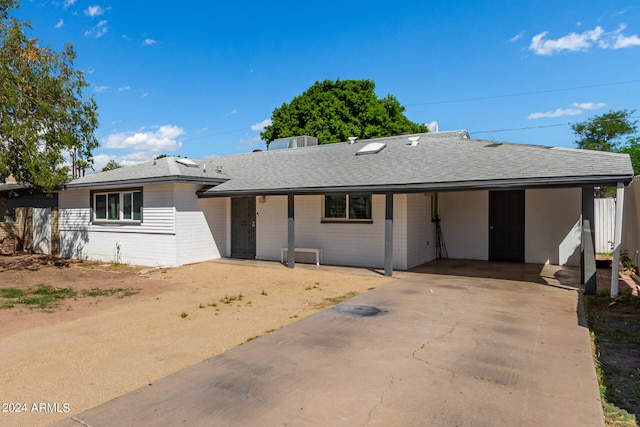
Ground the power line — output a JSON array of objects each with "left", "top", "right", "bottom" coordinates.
[
  {"left": 471, "top": 115, "right": 640, "bottom": 135},
  {"left": 406, "top": 79, "right": 640, "bottom": 107},
  {"left": 471, "top": 122, "right": 569, "bottom": 134}
]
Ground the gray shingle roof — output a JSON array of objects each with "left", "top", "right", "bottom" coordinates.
[
  {"left": 63, "top": 157, "right": 227, "bottom": 189},
  {"left": 63, "top": 131, "right": 634, "bottom": 194},
  {"left": 198, "top": 131, "right": 633, "bottom": 196}
]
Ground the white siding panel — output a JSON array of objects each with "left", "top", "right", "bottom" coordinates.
[
  {"left": 440, "top": 191, "right": 489, "bottom": 260},
  {"left": 58, "top": 189, "right": 91, "bottom": 229},
  {"left": 60, "top": 185, "right": 175, "bottom": 234},
  {"left": 525, "top": 188, "right": 581, "bottom": 266},
  {"left": 59, "top": 184, "right": 177, "bottom": 265}
]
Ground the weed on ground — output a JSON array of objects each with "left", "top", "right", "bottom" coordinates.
[
  {"left": 584, "top": 292, "right": 640, "bottom": 426},
  {"left": 0, "top": 284, "right": 140, "bottom": 311},
  {"left": 311, "top": 291, "right": 360, "bottom": 309}
]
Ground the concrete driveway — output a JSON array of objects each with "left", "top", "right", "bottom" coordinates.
[{"left": 54, "top": 260, "right": 603, "bottom": 427}]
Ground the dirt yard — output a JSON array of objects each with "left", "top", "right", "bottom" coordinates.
[{"left": 0, "top": 255, "right": 393, "bottom": 427}]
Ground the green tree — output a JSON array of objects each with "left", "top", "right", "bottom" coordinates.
[
  {"left": 571, "top": 109, "right": 637, "bottom": 152},
  {"left": 0, "top": 0, "right": 99, "bottom": 192},
  {"left": 260, "top": 79, "right": 428, "bottom": 145},
  {"left": 618, "top": 137, "right": 640, "bottom": 176},
  {"left": 101, "top": 159, "right": 122, "bottom": 172}
]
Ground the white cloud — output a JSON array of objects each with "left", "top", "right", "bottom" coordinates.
[
  {"left": 230, "top": 109, "right": 238, "bottom": 115},
  {"left": 426, "top": 121, "right": 439, "bottom": 132},
  {"left": 530, "top": 24, "right": 640, "bottom": 55},
  {"left": 530, "top": 27, "right": 604, "bottom": 55},
  {"left": 55, "top": 19, "right": 64, "bottom": 29},
  {"left": 84, "top": 20, "right": 108, "bottom": 38},
  {"left": 251, "top": 119, "right": 272, "bottom": 131},
  {"left": 84, "top": 5, "right": 104, "bottom": 17},
  {"left": 142, "top": 38, "right": 156, "bottom": 46},
  {"left": 608, "top": 25, "right": 640, "bottom": 48},
  {"left": 239, "top": 135, "right": 263, "bottom": 150},
  {"left": 529, "top": 101, "right": 606, "bottom": 119},
  {"left": 118, "top": 86, "right": 131, "bottom": 92},
  {"left": 528, "top": 108, "right": 582, "bottom": 119},
  {"left": 93, "top": 85, "right": 109, "bottom": 93},
  {"left": 572, "top": 102, "right": 606, "bottom": 110},
  {"left": 117, "top": 152, "right": 159, "bottom": 167},
  {"left": 63, "top": 0, "right": 76, "bottom": 8},
  {"left": 104, "top": 125, "right": 185, "bottom": 152},
  {"left": 90, "top": 152, "right": 157, "bottom": 173},
  {"left": 508, "top": 31, "right": 524, "bottom": 43}
]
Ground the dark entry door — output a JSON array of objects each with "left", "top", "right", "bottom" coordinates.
[
  {"left": 489, "top": 190, "right": 525, "bottom": 262},
  {"left": 231, "top": 197, "right": 256, "bottom": 259}
]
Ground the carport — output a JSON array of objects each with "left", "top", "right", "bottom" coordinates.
[
  {"left": 196, "top": 132, "right": 633, "bottom": 297},
  {"left": 54, "top": 260, "right": 603, "bottom": 427}
]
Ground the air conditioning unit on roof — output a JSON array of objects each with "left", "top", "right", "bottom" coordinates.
[{"left": 268, "top": 135, "right": 318, "bottom": 151}]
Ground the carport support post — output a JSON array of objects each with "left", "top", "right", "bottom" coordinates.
[
  {"left": 287, "top": 194, "right": 295, "bottom": 269},
  {"left": 581, "top": 187, "right": 597, "bottom": 295},
  {"left": 611, "top": 182, "right": 625, "bottom": 298},
  {"left": 384, "top": 193, "right": 393, "bottom": 277}
]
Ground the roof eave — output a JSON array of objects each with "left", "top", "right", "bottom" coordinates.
[
  {"left": 196, "top": 174, "right": 634, "bottom": 198},
  {"left": 63, "top": 176, "right": 227, "bottom": 190}
]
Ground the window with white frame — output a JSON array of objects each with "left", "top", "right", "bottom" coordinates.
[
  {"left": 323, "top": 194, "right": 372, "bottom": 221},
  {"left": 93, "top": 189, "right": 142, "bottom": 222}
]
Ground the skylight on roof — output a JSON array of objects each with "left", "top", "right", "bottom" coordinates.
[
  {"left": 356, "top": 142, "right": 386, "bottom": 155},
  {"left": 175, "top": 158, "right": 198, "bottom": 167}
]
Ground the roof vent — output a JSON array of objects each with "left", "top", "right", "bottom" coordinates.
[
  {"left": 407, "top": 136, "right": 420, "bottom": 146},
  {"left": 175, "top": 158, "right": 198, "bottom": 167},
  {"left": 268, "top": 135, "right": 318, "bottom": 151},
  {"left": 348, "top": 136, "right": 357, "bottom": 144},
  {"left": 356, "top": 142, "right": 386, "bottom": 155}
]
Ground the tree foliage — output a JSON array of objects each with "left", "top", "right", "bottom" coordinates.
[
  {"left": 618, "top": 137, "right": 640, "bottom": 177},
  {"left": 101, "top": 159, "right": 121, "bottom": 172},
  {"left": 572, "top": 109, "right": 640, "bottom": 179},
  {"left": 260, "top": 79, "right": 428, "bottom": 145},
  {"left": 0, "top": 0, "right": 99, "bottom": 192},
  {"left": 571, "top": 109, "right": 637, "bottom": 152}
]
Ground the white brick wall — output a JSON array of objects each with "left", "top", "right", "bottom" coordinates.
[
  {"left": 406, "top": 193, "right": 436, "bottom": 268},
  {"left": 440, "top": 191, "right": 489, "bottom": 260},
  {"left": 525, "top": 188, "right": 581, "bottom": 266},
  {"left": 255, "top": 194, "right": 414, "bottom": 269}
]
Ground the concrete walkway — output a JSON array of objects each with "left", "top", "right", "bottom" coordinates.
[{"left": 54, "top": 260, "right": 603, "bottom": 427}]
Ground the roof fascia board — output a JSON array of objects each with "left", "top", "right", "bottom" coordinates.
[
  {"left": 63, "top": 176, "right": 227, "bottom": 190},
  {"left": 197, "top": 175, "right": 634, "bottom": 198}
]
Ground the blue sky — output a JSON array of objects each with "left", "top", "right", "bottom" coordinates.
[{"left": 15, "top": 0, "right": 640, "bottom": 170}]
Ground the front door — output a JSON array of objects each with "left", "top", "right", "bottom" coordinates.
[
  {"left": 231, "top": 197, "right": 256, "bottom": 259},
  {"left": 489, "top": 190, "right": 525, "bottom": 262}
]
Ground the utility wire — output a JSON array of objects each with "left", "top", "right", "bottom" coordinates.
[
  {"left": 406, "top": 79, "right": 640, "bottom": 107},
  {"left": 471, "top": 115, "right": 640, "bottom": 135}
]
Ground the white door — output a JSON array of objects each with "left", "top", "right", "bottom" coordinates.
[{"left": 32, "top": 208, "right": 52, "bottom": 255}]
